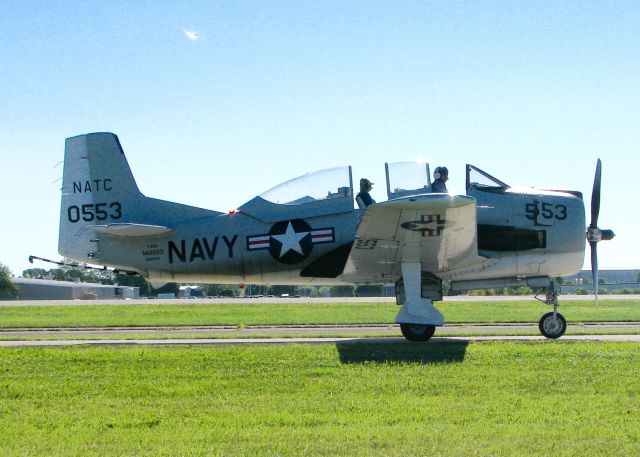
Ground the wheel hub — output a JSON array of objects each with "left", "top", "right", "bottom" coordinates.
[{"left": 543, "top": 317, "right": 562, "bottom": 335}]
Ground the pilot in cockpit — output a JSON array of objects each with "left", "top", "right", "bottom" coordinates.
[
  {"left": 356, "top": 178, "right": 376, "bottom": 208},
  {"left": 431, "top": 166, "right": 449, "bottom": 193}
]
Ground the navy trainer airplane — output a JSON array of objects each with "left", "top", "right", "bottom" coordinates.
[{"left": 49, "top": 132, "right": 614, "bottom": 341}]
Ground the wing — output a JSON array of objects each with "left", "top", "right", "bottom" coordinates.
[{"left": 341, "top": 194, "right": 486, "bottom": 282}]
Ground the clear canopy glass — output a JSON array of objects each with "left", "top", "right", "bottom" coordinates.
[
  {"left": 259, "top": 166, "right": 353, "bottom": 205},
  {"left": 466, "top": 164, "right": 509, "bottom": 191},
  {"left": 385, "top": 161, "right": 431, "bottom": 199}
]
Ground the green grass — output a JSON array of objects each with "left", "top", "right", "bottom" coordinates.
[
  {"left": 1, "top": 300, "right": 639, "bottom": 328},
  {"left": 0, "top": 342, "right": 639, "bottom": 456}
]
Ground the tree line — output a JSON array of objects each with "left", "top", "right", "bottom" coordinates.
[{"left": 9, "top": 262, "right": 387, "bottom": 298}]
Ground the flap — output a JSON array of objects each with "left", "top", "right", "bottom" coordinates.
[{"left": 341, "top": 194, "right": 486, "bottom": 282}]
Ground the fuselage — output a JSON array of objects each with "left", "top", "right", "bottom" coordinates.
[{"left": 96, "top": 186, "right": 585, "bottom": 286}]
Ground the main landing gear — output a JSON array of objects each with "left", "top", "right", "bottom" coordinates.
[
  {"left": 395, "top": 263, "right": 444, "bottom": 342},
  {"left": 535, "top": 283, "right": 567, "bottom": 339}
]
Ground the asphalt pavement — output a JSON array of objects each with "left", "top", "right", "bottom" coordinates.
[
  {"left": 1, "top": 322, "right": 640, "bottom": 346},
  {"left": 2, "top": 334, "right": 640, "bottom": 347}
]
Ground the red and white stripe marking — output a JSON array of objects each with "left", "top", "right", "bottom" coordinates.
[
  {"left": 310, "top": 229, "right": 334, "bottom": 243},
  {"left": 247, "top": 235, "right": 270, "bottom": 250}
]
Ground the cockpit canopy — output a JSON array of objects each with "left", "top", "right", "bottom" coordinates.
[
  {"left": 238, "top": 166, "right": 354, "bottom": 222},
  {"left": 241, "top": 162, "right": 513, "bottom": 221},
  {"left": 385, "top": 161, "right": 432, "bottom": 199},
  {"left": 259, "top": 166, "right": 353, "bottom": 205}
]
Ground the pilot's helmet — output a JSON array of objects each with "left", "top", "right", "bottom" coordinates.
[
  {"left": 434, "top": 166, "right": 448, "bottom": 180},
  {"left": 360, "top": 178, "right": 373, "bottom": 192}
]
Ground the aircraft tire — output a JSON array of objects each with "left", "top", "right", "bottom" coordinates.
[
  {"left": 400, "top": 323, "right": 436, "bottom": 342},
  {"left": 538, "top": 312, "right": 567, "bottom": 339}
]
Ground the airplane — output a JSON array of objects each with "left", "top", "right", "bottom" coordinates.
[{"left": 51, "top": 132, "right": 614, "bottom": 341}]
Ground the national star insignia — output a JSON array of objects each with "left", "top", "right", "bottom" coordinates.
[{"left": 271, "top": 221, "right": 309, "bottom": 257}]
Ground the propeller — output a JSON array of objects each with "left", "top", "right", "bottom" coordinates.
[{"left": 586, "top": 159, "right": 615, "bottom": 306}]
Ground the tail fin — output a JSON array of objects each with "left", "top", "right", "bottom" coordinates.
[
  {"left": 58, "top": 133, "right": 146, "bottom": 262},
  {"left": 58, "top": 132, "right": 215, "bottom": 265},
  {"left": 63, "top": 133, "right": 143, "bottom": 205}
]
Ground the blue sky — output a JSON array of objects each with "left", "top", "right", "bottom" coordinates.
[{"left": 1, "top": 0, "right": 638, "bottom": 275}]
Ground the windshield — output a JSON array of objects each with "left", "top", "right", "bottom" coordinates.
[
  {"left": 259, "top": 166, "right": 352, "bottom": 205},
  {"left": 385, "top": 161, "right": 431, "bottom": 199},
  {"left": 466, "top": 164, "right": 509, "bottom": 192}
]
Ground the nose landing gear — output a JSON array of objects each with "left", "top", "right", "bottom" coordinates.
[{"left": 535, "top": 283, "right": 567, "bottom": 339}]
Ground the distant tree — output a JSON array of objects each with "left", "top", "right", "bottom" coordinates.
[
  {"left": 200, "top": 284, "right": 239, "bottom": 297},
  {"left": 49, "top": 267, "right": 71, "bottom": 282},
  {"left": 466, "top": 289, "right": 488, "bottom": 296},
  {"left": 200, "top": 284, "right": 218, "bottom": 296},
  {"left": 598, "top": 278, "right": 607, "bottom": 285},
  {"left": 575, "top": 288, "right": 588, "bottom": 295},
  {"left": 611, "top": 289, "right": 639, "bottom": 295},
  {"left": 506, "top": 286, "right": 533, "bottom": 296},
  {"left": 22, "top": 268, "right": 50, "bottom": 279},
  {"left": 329, "top": 285, "right": 355, "bottom": 297},
  {"left": 152, "top": 282, "right": 179, "bottom": 296},
  {"left": 0, "top": 263, "right": 19, "bottom": 299},
  {"left": 355, "top": 285, "right": 382, "bottom": 297},
  {"left": 297, "top": 286, "right": 318, "bottom": 297},
  {"left": 113, "top": 273, "right": 151, "bottom": 296},
  {"left": 441, "top": 281, "right": 453, "bottom": 296},
  {"left": 317, "top": 286, "right": 331, "bottom": 297},
  {"left": 221, "top": 285, "right": 241, "bottom": 297},
  {"left": 637, "top": 272, "right": 640, "bottom": 283},
  {"left": 47, "top": 260, "right": 107, "bottom": 284}
]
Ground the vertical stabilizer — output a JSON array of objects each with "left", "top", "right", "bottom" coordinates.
[{"left": 58, "top": 133, "right": 145, "bottom": 263}]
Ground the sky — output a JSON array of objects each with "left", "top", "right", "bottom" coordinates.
[{"left": 1, "top": 0, "right": 638, "bottom": 276}]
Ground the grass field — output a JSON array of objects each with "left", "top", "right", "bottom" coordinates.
[
  {"left": 1, "top": 299, "right": 639, "bottom": 328},
  {"left": 1, "top": 341, "right": 639, "bottom": 456}
]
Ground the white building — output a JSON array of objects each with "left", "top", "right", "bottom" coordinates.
[{"left": 9, "top": 278, "right": 140, "bottom": 300}]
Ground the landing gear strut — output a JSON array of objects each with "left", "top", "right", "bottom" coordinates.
[
  {"left": 535, "top": 283, "right": 567, "bottom": 339},
  {"left": 395, "top": 263, "right": 444, "bottom": 342}
]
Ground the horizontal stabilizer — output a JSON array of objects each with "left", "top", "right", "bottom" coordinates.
[{"left": 90, "top": 223, "right": 173, "bottom": 237}]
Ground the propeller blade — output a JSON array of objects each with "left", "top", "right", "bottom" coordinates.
[
  {"left": 590, "top": 241, "right": 599, "bottom": 308},
  {"left": 590, "top": 159, "right": 602, "bottom": 230}
]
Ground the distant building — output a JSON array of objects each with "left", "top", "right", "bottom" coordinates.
[
  {"left": 9, "top": 278, "right": 139, "bottom": 301},
  {"left": 559, "top": 269, "right": 640, "bottom": 294},
  {"left": 178, "top": 285, "right": 204, "bottom": 298}
]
